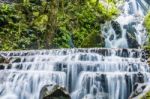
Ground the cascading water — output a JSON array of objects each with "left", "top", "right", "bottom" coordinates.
[
  {"left": 0, "top": 0, "right": 150, "bottom": 99},
  {"left": 102, "top": 0, "right": 150, "bottom": 48},
  {"left": 0, "top": 48, "right": 149, "bottom": 99}
]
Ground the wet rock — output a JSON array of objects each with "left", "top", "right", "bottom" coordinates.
[
  {"left": 148, "top": 58, "right": 150, "bottom": 65},
  {"left": 124, "top": 22, "right": 140, "bottom": 48},
  {"left": 40, "top": 85, "right": 70, "bottom": 99},
  {"left": 0, "top": 65, "right": 5, "bottom": 70},
  {"left": 126, "top": 32, "right": 139, "bottom": 48},
  {"left": 0, "top": 55, "right": 10, "bottom": 64},
  {"left": 144, "top": 48, "right": 150, "bottom": 60},
  {"left": 122, "top": 49, "right": 129, "bottom": 57},
  {"left": 7, "top": 64, "right": 12, "bottom": 69},
  {"left": 129, "top": 83, "right": 150, "bottom": 99},
  {"left": 124, "top": 23, "right": 137, "bottom": 33},
  {"left": 111, "top": 21, "right": 122, "bottom": 39},
  {"left": 12, "top": 57, "right": 21, "bottom": 63},
  {"left": 137, "top": 72, "right": 144, "bottom": 83},
  {"left": 109, "top": 34, "right": 114, "bottom": 41}
]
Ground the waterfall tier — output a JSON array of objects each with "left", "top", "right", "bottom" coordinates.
[{"left": 0, "top": 48, "right": 149, "bottom": 99}]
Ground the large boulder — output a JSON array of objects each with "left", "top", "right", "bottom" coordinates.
[
  {"left": 111, "top": 21, "right": 122, "bottom": 39},
  {"left": 129, "top": 83, "right": 150, "bottom": 99},
  {"left": 40, "top": 85, "right": 71, "bottom": 99}
]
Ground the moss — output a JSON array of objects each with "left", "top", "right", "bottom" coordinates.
[
  {"left": 81, "top": 32, "right": 104, "bottom": 48},
  {"left": 140, "top": 91, "right": 150, "bottom": 99},
  {"left": 144, "top": 12, "right": 150, "bottom": 49}
]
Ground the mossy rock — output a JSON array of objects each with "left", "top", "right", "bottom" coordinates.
[
  {"left": 81, "top": 32, "right": 104, "bottom": 48},
  {"left": 40, "top": 85, "right": 70, "bottom": 99},
  {"left": 140, "top": 91, "right": 150, "bottom": 99},
  {"left": 148, "top": 58, "right": 150, "bottom": 65},
  {"left": 0, "top": 55, "right": 10, "bottom": 64}
]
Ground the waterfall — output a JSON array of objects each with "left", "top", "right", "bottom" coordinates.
[
  {"left": 102, "top": 0, "right": 149, "bottom": 48},
  {"left": 0, "top": 0, "right": 150, "bottom": 99},
  {"left": 0, "top": 48, "right": 149, "bottom": 99}
]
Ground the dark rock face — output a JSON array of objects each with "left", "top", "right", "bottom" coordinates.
[
  {"left": 40, "top": 85, "right": 70, "bottom": 99},
  {"left": 124, "top": 22, "right": 139, "bottom": 48},
  {"left": 111, "top": 21, "right": 122, "bottom": 39},
  {"left": 126, "top": 32, "right": 139, "bottom": 48}
]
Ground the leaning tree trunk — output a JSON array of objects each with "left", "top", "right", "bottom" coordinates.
[{"left": 45, "top": 0, "right": 58, "bottom": 48}]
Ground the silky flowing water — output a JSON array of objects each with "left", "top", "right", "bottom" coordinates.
[{"left": 0, "top": 0, "right": 150, "bottom": 99}]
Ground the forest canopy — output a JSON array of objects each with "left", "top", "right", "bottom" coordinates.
[{"left": 0, "top": 0, "right": 119, "bottom": 50}]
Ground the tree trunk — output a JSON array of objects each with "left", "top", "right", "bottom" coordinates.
[{"left": 45, "top": 1, "right": 58, "bottom": 48}]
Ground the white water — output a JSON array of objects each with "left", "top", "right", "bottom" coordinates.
[
  {"left": 0, "top": 48, "right": 149, "bottom": 99},
  {"left": 102, "top": 0, "right": 149, "bottom": 48},
  {"left": 0, "top": 0, "right": 150, "bottom": 99}
]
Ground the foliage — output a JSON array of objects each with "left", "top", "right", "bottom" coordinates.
[
  {"left": 144, "top": 12, "right": 150, "bottom": 49},
  {"left": 51, "top": 0, "right": 119, "bottom": 48},
  {"left": 0, "top": 0, "right": 119, "bottom": 50},
  {"left": 140, "top": 91, "right": 150, "bottom": 99}
]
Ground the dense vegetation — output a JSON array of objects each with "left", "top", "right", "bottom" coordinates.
[
  {"left": 144, "top": 12, "right": 150, "bottom": 50},
  {"left": 0, "top": 0, "right": 119, "bottom": 50}
]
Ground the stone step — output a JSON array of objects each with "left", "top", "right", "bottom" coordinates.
[
  {"left": 0, "top": 61, "right": 148, "bottom": 72},
  {"left": 0, "top": 48, "right": 144, "bottom": 58}
]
